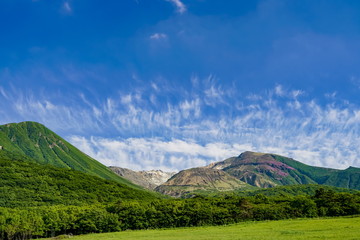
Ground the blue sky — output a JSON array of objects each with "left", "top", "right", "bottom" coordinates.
[{"left": 1, "top": 0, "right": 360, "bottom": 171}]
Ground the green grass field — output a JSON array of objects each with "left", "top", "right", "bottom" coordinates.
[{"left": 55, "top": 216, "right": 360, "bottom": 240}]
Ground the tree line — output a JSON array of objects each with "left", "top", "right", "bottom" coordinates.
[{"left": 0, "top": 188, "right": 359, "bottom": 240}]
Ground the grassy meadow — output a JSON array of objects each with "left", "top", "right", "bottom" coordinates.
[{"left": 54, "top": 216, "right": 360, "bottom": 240}]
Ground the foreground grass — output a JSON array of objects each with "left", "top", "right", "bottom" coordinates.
[{"left": 56, "top": 216, "right": 360, "bottom": 240}]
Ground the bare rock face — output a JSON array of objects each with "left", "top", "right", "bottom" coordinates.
[
  {"left": 138, "top": 170, "right": 176, "bottom": 186},
  {"left": 109, "top": 167, "right": 175, "bottom": 190}
]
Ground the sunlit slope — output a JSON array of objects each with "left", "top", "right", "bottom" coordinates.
[
  {"left": 0, "top": 121, "right": 139, "bottom": 188},
  {"left": 272, "top": 153, "right": 360, "bottom": 189}
]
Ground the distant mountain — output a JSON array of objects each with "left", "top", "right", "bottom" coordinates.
[
  {"left": 157, "top": 151, "right": 360, "bottom": 197},
  {"left": 206, "top": 151, "right": 360, "bottom": 189},
  {"left": 155, "top": 167, "right": 252, "bottom": 197},
  {"left": 109, "top": 166, "right": 176, "bottom": 189},
  {"left": 206, "top": 151, "right": 317, "bottom": 188},
  {"left": 0, "top": 150, "right": 159, "bottom": 207},
  {"left": 0, "top": 121, "right": 139, "bottom": 188}
]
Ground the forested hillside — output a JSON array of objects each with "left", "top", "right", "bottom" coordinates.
[{"left": 0, "top": 150, "right": 159, "bottom": 208}]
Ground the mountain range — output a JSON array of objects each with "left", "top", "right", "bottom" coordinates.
[
  {"left": 1, "top": 121, "right": 360, "bottom": 200},
  {"left": 155, "top": 151, "right": 360, "bottom": 197}
]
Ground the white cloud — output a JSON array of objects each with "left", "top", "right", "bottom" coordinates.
[
  {"left": 165, "top": 0, "right": 187, "bottom": 14},
  {"left": 0, "top": 87, "right": 8, "bottom": 100},
  {"left": 68, "top": 136, "right": 248, "bottom": 171},
  {"left": 292, "top": 90, "right": 304, "bottom": 98},
  {"left": 150, "top": 33, "right": 168, "bottom": 40},
  {"left": 275, "top": 84, "right": 284, "bottom": 96},
  {"left": 325, "top": 91, "right": 337, "bottom": 99},
  {"left": 120, "top": 94, "right": 132, "bottom": 105},
  {"left": 204, "top": 85, "right": 224, "bottom": 107},
  {"left": 350, "top": 76, "right": 360, "bottom": 89},
  {"left": 179, "top": 99, "right": 201, "bottom": 118},
  {"left": 62, "top": 1, "right": 72, "bottom": 13}
]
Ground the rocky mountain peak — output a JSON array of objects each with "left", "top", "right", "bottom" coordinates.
[{"left": 109, "top": 167, "right": 175, "bottom": 190}]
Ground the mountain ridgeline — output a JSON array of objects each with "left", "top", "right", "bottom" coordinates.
[
  {"left": 0, "top": 121, "right": 138, "bottom": 188},
  {"left": 157, "top": 151, "right": 360, "bottom": 197}
]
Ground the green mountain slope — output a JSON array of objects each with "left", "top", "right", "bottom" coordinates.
[
  {"left": 270, "top": 154, "right": 338, "bottom": 184},
  {"left": 0, "top": 150, "right": 159, "bottom": 207},
  {"left": 0, "top": 121, "right": 138, "bottom": 188},
  {"left": 323, "top": 167, "right": 360, "bottom": 189},
  {"left": 273, "top": 154, "right": 360, "bottom": 189}
]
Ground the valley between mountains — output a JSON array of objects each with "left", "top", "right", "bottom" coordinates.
[{"left": 0, "top": 121, "right": 359, "bottom": 240}]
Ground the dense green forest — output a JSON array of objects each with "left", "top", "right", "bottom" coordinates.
[
  {"left": 190, "top": 184, "right": 359, "bottom": 198},
  {"left": 0, "top": 188, "right": 359, "bottom": 239},
  {"left": 0, "top": 152, "right": 159, "bottom": 208}
]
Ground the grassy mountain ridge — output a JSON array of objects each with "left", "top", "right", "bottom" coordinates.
[
  {"left": 0, "top": 121, "right": 139, "bottom": 188},
  {"left": 324, "top": 166, "right": 360, "bottom": 189},
  {"left": 275, "top": 154, "right": 360, "bottom": 189},
  {"left": 270, "top": 154, "right": 339, "bottom": 184}
]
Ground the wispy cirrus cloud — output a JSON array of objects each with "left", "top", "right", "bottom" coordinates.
[
  {"left": 150, "top": 33, "right": 168, "bottom": 40},
  {"left": 1, "top": 77, "right": 360, "bottom": 170},
  {"left": 62, "top": 1, "right": 72, "bottom": 14},
  {"left": 165, "top": 0, "right": 187, "bottom": 14}
]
